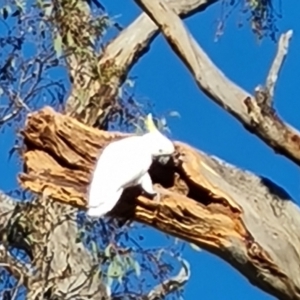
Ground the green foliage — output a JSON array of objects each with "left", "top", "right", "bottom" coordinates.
[
  {"left": 0, "top": 0, "right": 67, "bottom": 131},
  {"left": 215, "top": 0, "right": 281, "bottom": 42},
  {"left": 54, "top": 32, "right": 63, "bottom": 58},
  {"left": 105, "top": 247, "right": 141, "bottom": 288},
  {"left": 78, "top": 216, "right": 187, "bottom": 299},
  {"left": 247, "top": 0, "right": 280, "bottom": 41},
  {"left": 36, "top": 0, "right": 107, "bottom": 59}
]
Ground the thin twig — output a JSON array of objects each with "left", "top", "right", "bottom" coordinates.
[
  {"left": 0, "top": 244, "right": 31, "bottom": 288},
  {"left": 0, "top": 108, "right": 21, "bottom": 125},
  {"left": 147, "top": 258, "right": 190, "bottom": 300}
]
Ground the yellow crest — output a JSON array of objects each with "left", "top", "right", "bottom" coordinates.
[{"left": 144, "top": 113, "right": 158, "bottom": 132}]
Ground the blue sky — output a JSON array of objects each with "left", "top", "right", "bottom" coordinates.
[{"left": 1, "top": 0, "right": 300, "bottom": 299}]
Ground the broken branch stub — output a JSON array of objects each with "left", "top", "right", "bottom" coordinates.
[
  {"left": 265, "top": 30, "right": 293, "bottom": 100},
  {"left": 19, "top": 107, "right": 300, "bottom": 299}
]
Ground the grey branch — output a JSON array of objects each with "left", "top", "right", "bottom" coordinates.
[
  {"left": 265, "top": 30, "right": 293, "bottom": 100},
  {"left": 0, "top": 190, "right": 18, "bottom": 234},
  {"left": 134, "top": 0, "right": 300, "bottom": 167},
  {"left": 147, "top": 259, "right": 190, "bottom": 300}
]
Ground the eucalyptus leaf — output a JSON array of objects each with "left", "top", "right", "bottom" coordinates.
[
  {"left": 107, "top": 259, "right": 123, "bottom": 279},
  {"left": 91, "top": 241, "right": 98, "bottom": 254},
  {"left": 169, "top": 110, "right": 181, "bottom": 118},
  {"left": 189, "top": 242, "right": 202, "bottom": 252},
  {"left": 67, "top": 31, "right": 74, "bottom": 47},
  {"left": 134, "top": 260, "right": 141, "bottom": 277},
  {"left": 44, "top": 4, "right": 53, "bottom": 17},
  {"left": 104, "top": 244, "right": 112, "bottom": 258},
  {"left": 54, "top": 33, "right": 62, "bottom": 58}
]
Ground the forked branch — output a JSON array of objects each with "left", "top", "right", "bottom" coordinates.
[
  {"left": 64, "top": 0, "right": 219, "bottom": 126},
  {"left": 134, "top": 0, "right": 300, "bottom": 167}
]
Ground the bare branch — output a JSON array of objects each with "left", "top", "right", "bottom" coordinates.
[
  {"left": 0, "top": 108, "right": 21, "bottom": 125},
  {"left": 0, "top": 245, "right": 32, "bottom": 287},
  {"left": 147, "top": 259, "right": 190, "bottom": 300},
  {"left": 22, "top": 198, "right": 109, "bottom": 300},
  {"left": 133, "top": 0, "right": 300, "bottom": 168},
  {"left": 0, "top": 191, "right": 18, "bottom": 228},
  {"left": 265, "top": 30, "right": 293, "bottom": 101}
]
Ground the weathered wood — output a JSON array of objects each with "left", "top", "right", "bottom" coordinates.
[
  {"left": 134, "top": 0, "right": 300, "bottom": 168},
  {"left": 20, "top": 107, "right": 300, "bottom": 300}
]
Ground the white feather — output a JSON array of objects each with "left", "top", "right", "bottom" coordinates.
[{"left": 87, "top": 129, "right": 175, "bottom": 218}]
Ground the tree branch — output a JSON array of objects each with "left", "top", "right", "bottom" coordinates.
[
  {"left": 0, "top": 244, "right": 31, "bottom": 288},
  {"left": 0, "top": 191, "right": 18, "bottom": 226},
  {"left": 19, "top": 107, "right": 300, "bottom": 300},
  {"left": 265, "top": 30, "right": 293, "bottom": 100},
  {"left": 65, "top": 0, "right": 219, "bottom": 126},
  {"left": 147, "top": 258, "right": 190, "bottom": 300},
  {"left": 133, "top": 0, "right": 300, "bottom": 167}
]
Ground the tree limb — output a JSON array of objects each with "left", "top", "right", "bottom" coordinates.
[
  {"left": 10, "top": 1, "right": 220, "bottom": 298},
  {"left": 265, "top": 30, "right": 293, "bottom": 101},
  {"left": 133, "top": 0, "right": 300, "bottom": 168},
  {"left": 65, "top": 0, "right": 219, "bottom": 126},
  {"left": 19, "top": 107, "right": 300, "bottom": 300}
]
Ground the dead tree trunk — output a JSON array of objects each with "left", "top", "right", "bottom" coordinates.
[{"left": 19, "top": 106, "right": 300, "bottom": 300}]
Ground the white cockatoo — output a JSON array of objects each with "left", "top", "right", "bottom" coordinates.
[{"left": 86, "top": 114, "right": 175, "bottom": 218}]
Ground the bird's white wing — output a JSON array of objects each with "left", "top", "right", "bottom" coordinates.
[
  {"left": 87, "top": 136, "right": 152, "bottom": 215},
  {"left": 86, "top": 188, "right": 123, "bottom": 217}
]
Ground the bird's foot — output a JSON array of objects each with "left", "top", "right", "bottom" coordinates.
[
  {"left": 151, "top": 191, "right": 160, "bottom": 203},
  {"left": 86, "top": 206, "right": 103, "bottom": 218}
]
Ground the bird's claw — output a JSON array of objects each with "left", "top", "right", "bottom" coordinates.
[{"left": 152, "top": 191, "right": 160, "bottom": 203}]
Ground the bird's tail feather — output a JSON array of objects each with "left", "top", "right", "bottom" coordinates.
[{"left": 86, "top": 189, "right": 123, "bottom": 218}]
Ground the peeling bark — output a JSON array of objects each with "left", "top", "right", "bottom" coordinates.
[{"left": 19, "top": 107, "right": 300, "bottom": 300}]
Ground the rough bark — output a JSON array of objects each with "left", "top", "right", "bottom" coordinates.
[
  {"left": 134, "top": 0, "right": 300, "bottom": 167},
  {"left": 0, "top": 192, "right": 109, "bottom": 299},
  {"left": 19, "top": 106, "right": 300, "bottom": 300},
  {"left": 64, "top": 0, "right": 218, "bottom": 126}
]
